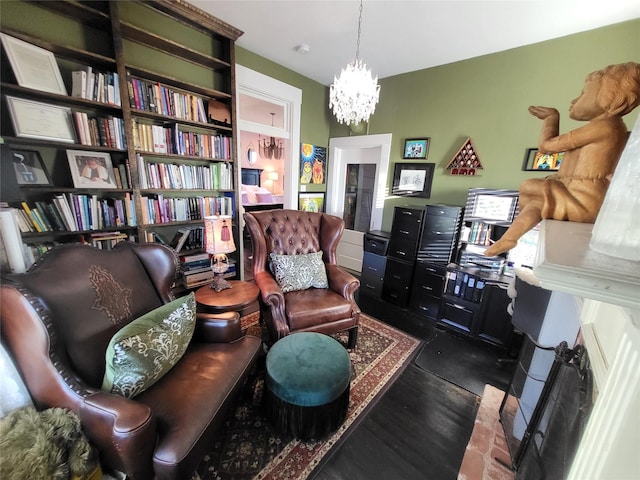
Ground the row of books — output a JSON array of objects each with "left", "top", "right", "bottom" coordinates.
[
  {"left": 89, "top": 231, "right": 129, "bottom": 250},
  {"left": 112, "top": 160, "right": 132, "bottom": 190},
  {"left": 132, "top": 121, "right": 232, "bottom": 159},
  {"left": 72, "top": 112, "right": 126, "bottom": 150},
  {"left": 171, "top": 226, "right": 205, "bottom": 252},
  {"left": 127, "top": 75, "right": 209, "bottom": 123},
  {"left": 138, "top": 157, "right": 233, "bottom": 190},
  {"left": 71, "top": 67, "right": 121, "bottom": 106},
  {"left": 17, "top": 193, "right": 136, "bottom": 233},
  {"left": 140, "top": 194, "right": 234, "bottom": 226},
  {"left": 461, "top": 222, "right": 494, "bottom": 246}
]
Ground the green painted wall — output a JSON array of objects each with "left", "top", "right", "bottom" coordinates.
[{"left": 239, "top": 19, "right": 639, "bottom": 232}]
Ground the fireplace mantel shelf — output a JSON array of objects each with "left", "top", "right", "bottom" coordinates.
[{"left": 534, "top": 220, "right": 640, "bottom": 311}]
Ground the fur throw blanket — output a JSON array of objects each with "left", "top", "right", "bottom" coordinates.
[{"left": 0, "top": 406, "right": 99, "bottom": 480}]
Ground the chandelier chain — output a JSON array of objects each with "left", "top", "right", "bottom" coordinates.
[{"left": 356, "top": 0, "right": 363, "bottom": 60}]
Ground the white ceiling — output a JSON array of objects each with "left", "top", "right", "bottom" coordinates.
[{"left": 191, "top": 0, "right": 639, "bottom": 86}]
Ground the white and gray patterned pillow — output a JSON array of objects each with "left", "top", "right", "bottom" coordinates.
[
  {"left": 269, "top": 251, "right": 329, "bottom": 293},
  {"left": 102, "top": 293, "right": 196, "bottom": 398}
]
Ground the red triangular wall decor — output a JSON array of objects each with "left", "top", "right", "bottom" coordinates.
[{"left": 446, "top": 137, "right": 483, "bottom": 175}]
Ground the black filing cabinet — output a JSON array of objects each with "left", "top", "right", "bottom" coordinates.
[
  {"left": 410, "top": 204, "right": 463, "bottom": 319},
  {"left": 360, "top": 230, "right": 391, "bottom": 297},
  {"left": 386, "top": 206, "right": 423, "bottom": 262},
  {"left": 383, "top": 207, "right": 423, "bottom": 306},
  {"left": 409, "top": 261, "right": 447, "bottom": 320}
]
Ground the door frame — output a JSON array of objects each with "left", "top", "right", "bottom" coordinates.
[
  {"left": 236, "top": 65, "right": 302, "bottom": 210},
  {"left": 327, "top": 134, "right": 392, "bottom": 271}
]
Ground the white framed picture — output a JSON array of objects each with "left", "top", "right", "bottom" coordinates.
[
  {"left": 0, "top": 33, "right": 67, "bottom": 95},
  {"left": 66, "top": 150, "right": 118, "bottom": 189},
  {"left": 6, "top": 96, "right": 76, "bottom": 143}
]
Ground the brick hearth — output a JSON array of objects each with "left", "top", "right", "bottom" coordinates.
[{"left": 458, "top": 384, "right": 514, "bottom": 480}]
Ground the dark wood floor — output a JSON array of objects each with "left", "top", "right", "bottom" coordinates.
[{"left": 310, "top": 293, "right": 515, "bottom": 480}]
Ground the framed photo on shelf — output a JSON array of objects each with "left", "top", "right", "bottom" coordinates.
[
  {"left": 298, "top": 192, "right": 325, "bottom": 213},
  {"left": 6, "top": 96, "right": 76, "bottom": 143},
  {"left": 11, "top": 149, "right": 51, "bottom": 185},
  {"left": 391, "top": 162, "right": 436, "bottom": 198},
  {"left": 66, "top": 150, "right": 118, "bottom": 189},
  {"left": 403, "top": 138, "right": 430, "bottom": 159},
  {"left": 0, "top": 33, "right": 67, "bottom": 95},
  {"left": 523, "top": 148, "right": 564, "bottom": 171}
]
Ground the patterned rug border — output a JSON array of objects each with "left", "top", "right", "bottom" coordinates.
[{"left": 255, "top": 314, "right": 422, "bottom": 480}]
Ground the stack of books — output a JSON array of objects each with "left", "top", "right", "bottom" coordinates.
[{"left": 181, "top": 252, "right": 214, "bottom": 289}]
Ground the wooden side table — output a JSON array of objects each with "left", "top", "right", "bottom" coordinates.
[{"left": 194, "top": 280, "right": 260, "bottom": 315}]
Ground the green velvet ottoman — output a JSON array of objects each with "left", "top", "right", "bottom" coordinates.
[{"left": 265, "top": 332, "right": 351, "bottom": 440}]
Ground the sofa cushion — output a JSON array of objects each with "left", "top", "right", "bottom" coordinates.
[
  {"left": 269, "top": 251, "right": 328, "bottom": 293},
  {"left": 102, "top": 293, "right": 196, "bottom": 398}
]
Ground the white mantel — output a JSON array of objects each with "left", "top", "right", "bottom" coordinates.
[{"left": 534, "top": 220, "right": 640, "bottom": 480}]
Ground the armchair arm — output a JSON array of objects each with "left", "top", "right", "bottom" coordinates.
[
  {"left": 326, "top": 264, "right": 360, "bottom": 302},
  {"left": 80, "top": 392, "right": 156, "bottom": 480},
  {"left": 253, "top": 271, "right": 289, "bottom": 338},
  {"left": 194, "top": 311, "right": 243, "bottom": 343}
]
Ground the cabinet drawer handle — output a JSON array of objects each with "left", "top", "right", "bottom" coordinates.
[
  {"left": 395, "top": 251, "right": 406, "bottom": 256},
  {"left": 367, "top": 266, "right": 378, "bottom": 271},
  {"left": 426, "top": 268, "right": 437, "bottom": 273},
  {"left": 422, "top": 285, "right": 433, "bottom": 291},
  {"left": 402, "top": 211, "right": 413, "bottom": 216},
  {"left": 365, "top": 284, "right": 376, "bottom": 289},
  {"left": 452, "top": 303, "right": 466, "bottom": 310},
  {"left": 392, "top": 275, "right": 402, "bottom": 279},
  {"left": 400, "top": 230, "right": 409, "bottom": 235}
]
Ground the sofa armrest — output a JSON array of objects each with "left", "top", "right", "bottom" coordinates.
[
  {"left": 194, "top": 311, "right": 243, "bottom": 343},
  {"left": 80, "top": 392, "right": 156, "bottom": 479}
]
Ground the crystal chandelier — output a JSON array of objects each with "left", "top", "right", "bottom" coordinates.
[{"left": 329, "top": 0, "right": 380, "bottom": 126}]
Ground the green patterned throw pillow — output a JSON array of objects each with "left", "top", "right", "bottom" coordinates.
[
  {"left": 269, "top": 251, "right": 329, "bottom": 293},
  {"left": 102, "top": 293, "right": 196, "bottom": 398}
]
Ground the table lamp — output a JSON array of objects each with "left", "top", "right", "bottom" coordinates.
[{"left": 204, "top": 215, "right": 236, "bottom": 292}]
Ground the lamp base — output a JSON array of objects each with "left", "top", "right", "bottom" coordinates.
[{"left": 209, "top": 274, "right": 232, "bottom": 292}]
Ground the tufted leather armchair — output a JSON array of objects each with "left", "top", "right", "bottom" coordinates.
[
  {"left": 0, "top": 242, "right": 262, "bottom": 480},
  {"left": 244, "top": 209, "right": 360, "bottom": 349}
]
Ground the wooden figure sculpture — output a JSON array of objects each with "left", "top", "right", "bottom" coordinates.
[{"left": 485, "top": 62, "right": 640, "bottom": 257}]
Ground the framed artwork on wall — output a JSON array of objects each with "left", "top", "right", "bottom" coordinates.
[
  {"left": 66, "top": 150, "right": 117, "bottom": 189},
  {"left": 300, "top": 143, "right": 327, "bottom": 184},
  {"left": 523, "top": 148, "right": 563, "bottom": 171},
  {"left": 298, "top": 192, "right": 325, "bottom": 212},
  {"left": 391, "top": 162, "right": 435, "bottom": 198},
  {"left": 403, "top": 138, "right": 430, "bottom": 159}
]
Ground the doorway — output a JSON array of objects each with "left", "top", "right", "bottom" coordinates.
[
  {"left": 236, "top": 65, "right": 302, "bottom": 279},
  {"left": 327, "top": 134, "right": 392, "bottom": 272}
]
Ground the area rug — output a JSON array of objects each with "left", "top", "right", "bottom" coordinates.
[{"left": 193, "top": 313, "right": 422, "bottom": 480}]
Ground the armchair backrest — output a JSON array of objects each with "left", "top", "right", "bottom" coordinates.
[
  {"left": 244, "top": 209, "right": 345, "bottom": 275},
  {"left": 1, "top": 242, "right": 178, "bottom": 397}
]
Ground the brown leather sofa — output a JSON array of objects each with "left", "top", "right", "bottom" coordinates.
[
  {"left": 0, "top": 242, "right": 262, "bottom": 480},
  {"left": 244, "top": 209, "right": 360, "bottom": 348}
]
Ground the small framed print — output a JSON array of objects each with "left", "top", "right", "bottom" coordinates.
[
  {"left": 6, "top": 96, "right": 76, "bottom": 143},
  {"left": 391, "top": 162, "right": 436, "bottom": 198},
  {"left": 298, "top": 192, "right": 325, "bottom": 213},
  {"left": 523, "top": 148, "right": 564, "bottom": 171},
  {"left": 11, "top": 149, "right": 51, "bottom": 185},
  {"left": 66, "top": 150, "right": 118, "bottom": 189},
  {"left": 403, "top": 138, "right": 430, "bottom": 159},
  {"left": 0, "top": 33, "right": 67, "bottom": 95}
]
